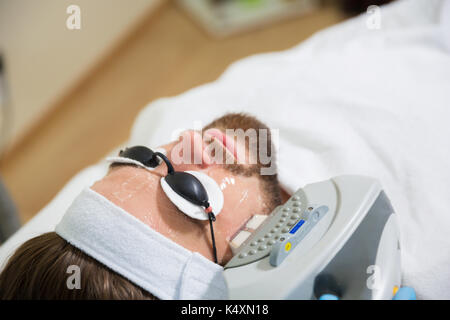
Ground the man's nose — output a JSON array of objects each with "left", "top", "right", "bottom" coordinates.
[{"left": 169, "top": 130, "right": 213, "bottom": 170}]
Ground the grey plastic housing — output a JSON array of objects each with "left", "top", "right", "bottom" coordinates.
[{"left": 223, "top": 175, "right": 402, "bottom": 300}]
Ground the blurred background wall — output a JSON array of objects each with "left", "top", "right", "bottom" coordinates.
[
  {"left": 0, "top": 0, "right": 162, "bottom": 151},
  {"left": 0, "top": 0, "right": 392, "bottom": 229}
]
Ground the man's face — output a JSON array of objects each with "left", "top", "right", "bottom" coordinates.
[{"left": 92, "top": 113, "right": 283, "bottom": 264}]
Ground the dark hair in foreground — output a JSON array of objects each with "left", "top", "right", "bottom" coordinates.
[{"left": 0, "top": 232, "right": 157, "bottom": 299}]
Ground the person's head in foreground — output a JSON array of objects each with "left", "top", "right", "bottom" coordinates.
[{"left": 0, "top": 113, "right": 287, "bottom": 299}]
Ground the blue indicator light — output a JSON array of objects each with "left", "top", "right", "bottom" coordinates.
[{"left": 289, "top": 219, "right": 305, "bottom": 234}]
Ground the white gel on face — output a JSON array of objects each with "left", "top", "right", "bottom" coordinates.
[
  {"left": 112, "top": 173, "right": 150, "bottom": 203},
  {"left": 238, "top": 189, "right": 249, "bottom": 205},
  {"left": 143, "top": 209, "right": 162, "bottom": 229},
  {"left": 219, "top": 176, "right": 235, "bottom": 191}
]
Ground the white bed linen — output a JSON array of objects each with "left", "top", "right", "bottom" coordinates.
[{"left": 1, "top": 0, "right": 449, "bottom": 299}]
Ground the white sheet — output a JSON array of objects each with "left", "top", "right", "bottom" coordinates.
[{"left": 1, "top": 0, "right": 449, "bottom": 299}]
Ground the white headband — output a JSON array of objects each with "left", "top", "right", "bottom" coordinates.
[{"left": 55, "top": 188, "right": 228, "bottom": 300}]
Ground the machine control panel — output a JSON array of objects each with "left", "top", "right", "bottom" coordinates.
[
  {"left": 224, "top": 187, "right": 329, "bottom": 269},
  {"left": 269, "top": 204, "right": 328, "bottom": 266}
]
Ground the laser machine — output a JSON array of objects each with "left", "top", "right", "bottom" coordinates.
[{"left": 224, "top": 175, "right": 402, "bottom": 300}]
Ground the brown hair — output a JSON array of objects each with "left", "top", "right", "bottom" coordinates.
[{"left": 0, "top": 232, "right": 157, "bottom": 300}]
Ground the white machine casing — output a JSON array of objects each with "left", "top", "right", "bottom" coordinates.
[{"left": 223, "top": 175, "right": 402, "bottom": 300}]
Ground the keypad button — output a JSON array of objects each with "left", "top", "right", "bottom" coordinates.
[
  {"left": 249, "top": 250, "right": 256, "bottom": 255},
  {"left": 281, "top": 212, "right": 289, "bottom": 217},
  {"left": 287, "top": 221, "right": 295, "bottom": 226},
  {"left": 279, "top": 218, "right": 286, "bottom": 222},
  {"left": 282, "top": 228, "right": 289, "bottom": 233},
  {"left": 292, "top": 202, "right": 300, "bottom": 207},
  {"left": 258, "top": 245, "right": 267, "bottom": 251},
  {"left": 291, "top": 214, "right": 299, "bottom": 220},
  {"left": 250, "top": 241, "right": 257, "bottom": 246},
  {"left": 293, "top": 196, "right": 300, "bottom": 201},
  {"left": 257, "top": 238, "right": 264, "bottom": 243},
  {"left": 283, "top": 207, "right": 291, "bottom": 212},
  {"left": 239, "top": 253, "right": 247, "bottom": 258},
  {"left": 268, "top": 240, "right": 275, "bottom": 245},
  {"left": 264, "top": 234, "right": 270, "bottom": 238},
  {"left": 293, "top": 208, "right": 300, "bottom": 213}
]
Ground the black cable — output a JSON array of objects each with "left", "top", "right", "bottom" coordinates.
[
  {"left": 155, "top": 151, "right": 218, "bottom": 263},
  {"left": 204, "top": 200, "right": 218, "bottom": 263},
  {"left": 208, "top": 211, "right": 218, "bottom": 264},
  {"left": 154, "top": 152, "right": 175, "bottom": 175}
]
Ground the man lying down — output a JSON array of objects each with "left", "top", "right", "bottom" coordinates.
[{"left": 0, "top": 113, "right": 288, "bottom": 300}]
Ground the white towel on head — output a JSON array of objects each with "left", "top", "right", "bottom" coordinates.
[{"left": 55, "top": 187, "right": 228, "bottom": 300}]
